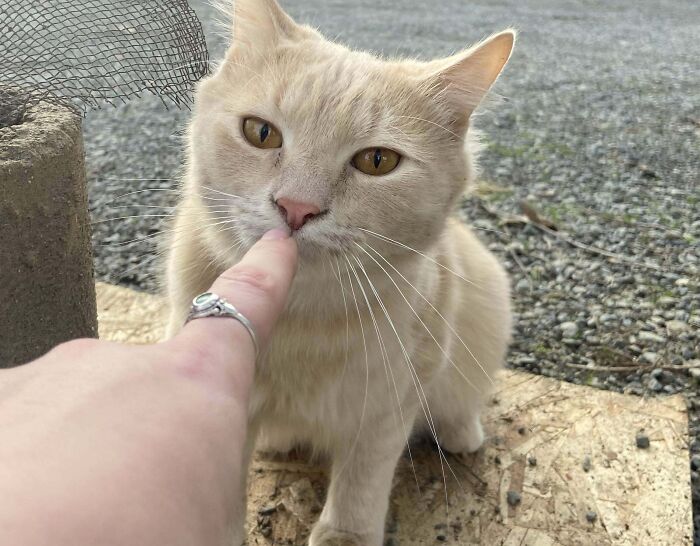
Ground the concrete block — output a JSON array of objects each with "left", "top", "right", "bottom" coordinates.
[{"left": 0, "top": 99, "right": 97, "bottom": 367}]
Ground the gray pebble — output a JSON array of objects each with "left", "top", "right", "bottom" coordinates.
[
  {"left": 641, "top": 352, "right": 660, "bottom": 365},
  {"left": 657, "top": 296, "right": 677, "bottom": 307},
  {"left": 563, "top": 337, "right": 582, "bottom": 347},
  {"left": 691, "top": 454, "right": 700, "bottom": 472},
  {"left": 636, "top": 432, "right": 651, "bottom": 449},
  {"left": 559, "top": 321, "right": 579, "bottom": 338},
  {"left": 258, "top": 505, "right": 277, "bottom": 516},
  {"left": 671, "top": 355, "right": 684, "bottom": 366},
  {"left": 648, "top": 377, "right": 664, "bottom": 392},
  {"left": 514, "top": 355, "right": 537, "bottom": 366},
  {"left": 638, "top": 331, "right": 667, "bottom": 344},
  {"left": 515, "top": 278, "right": 530, "bottom": 293},
  {"left": 506, "top": 491, "right": 522, "bottom": 507},
  {"left": 582, "top": 455, "right": 592, "bottom": 472},
  {"left": 666, "top": 320, "right": 688, "bottom": 337},
  {"left": 585, "top": 511, "right": 597, "bottom": 523}
]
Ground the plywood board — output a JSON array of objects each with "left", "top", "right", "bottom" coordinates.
[
  {"left": 97, "top": 282, "right": 167, "bottom": 343},
  {"left": 96, "top": 282, "right": 693, "bottom": 545}
]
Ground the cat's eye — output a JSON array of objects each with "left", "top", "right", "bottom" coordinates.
[
  {"left": 242, "top": 117, "right": 283, "bottom": 149},
  {"left": 351, "top": 147, "right": 401, "bottom": 176}
]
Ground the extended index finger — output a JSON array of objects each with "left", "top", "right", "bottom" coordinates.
[{"left": 174, "top": 228, "right": 298, "bottom": 369}]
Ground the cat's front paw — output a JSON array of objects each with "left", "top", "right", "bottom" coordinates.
[
  {"left": 439, "top": 416, "right": 485, "bottom": 454},
  {"left": 308, "top": 523, "right": 364, "bottom": 546}
]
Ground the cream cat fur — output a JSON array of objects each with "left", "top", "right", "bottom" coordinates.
[{"left": 166, "top": 1, "right": 514, "bottom": 544}]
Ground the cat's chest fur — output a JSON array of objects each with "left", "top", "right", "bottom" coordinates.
[{"left": 248, "top": 258, "right": 442, "bottom": 448}]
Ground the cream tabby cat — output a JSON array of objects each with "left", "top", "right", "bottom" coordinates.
[{"left": 166, "top": 1, "right": 514, "bottom": 544}]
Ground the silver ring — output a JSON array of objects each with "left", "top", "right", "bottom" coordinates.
[{"left": 185, "top": 292, "right": 258, "bottom": 357}]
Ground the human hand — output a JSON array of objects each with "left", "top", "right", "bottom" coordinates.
[{"left": 0, "top": 228, "right": 297, "bottom": 546}]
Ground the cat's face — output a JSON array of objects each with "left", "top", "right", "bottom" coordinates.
[{"left": 188, "top": 0, "right": 513, "bottom": 261}]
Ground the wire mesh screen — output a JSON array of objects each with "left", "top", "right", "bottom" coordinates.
[{"left": 0, "top": 0, "right": 209, "bottom": 127}]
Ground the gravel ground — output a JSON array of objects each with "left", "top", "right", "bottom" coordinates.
[{"left": 83, "top": 0, "right": 700, "bottom": 541}]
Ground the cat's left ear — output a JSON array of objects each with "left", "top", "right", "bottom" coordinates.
[{"left": 425, "top": 30, "right": 515, "bottom": 123}]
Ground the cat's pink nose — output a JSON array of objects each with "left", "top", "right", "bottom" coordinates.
[{"left": 275, "top": 197, "right": 322, "bottom": 231}]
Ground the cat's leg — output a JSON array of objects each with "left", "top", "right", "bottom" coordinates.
[
  {"left": 430, "top": 369, "right": 486, "bottom": 454},
  {"left": 427, "top": 298, "right": 508, "bottom": 455},
  {"left": 427, "top": 221, "right": 511, "bottom": 455},
  {"left": 164, "top": 206, "right": 221, "bottom": 338},
  {"left": 308, "top": 411, "right": 417, "bottom": 546},
  {"left": 256, "top": 423, "right": 299, "bottom": 454}
]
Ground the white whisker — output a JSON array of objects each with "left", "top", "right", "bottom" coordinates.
[
  {"left": 333, "top": 258, "right": 351, "bottom": 382},
  {"left": 200, "top": 185, "right": 244, "bottom": 200},
  {"left": 362, "top": 241, "right": 495, "bottom": 387},
  {"left": 355, "top": 242, "right": 480, "bottom": 390},
  {"left": 350, "top": 255, "right": 458, "bottom": 515},
  {"left": 91, "top": 213, "right": 175, "bottom": 225},
  {"left": 396, "top": 115, "right": 464, "bottom": 141},
  {"left": 344, "top": 256, "right": 420, "bottom": 492},
  {"left": 358, "top": 227, "right": 484, "bottom": 291},
  {"left": 332, "top": 257, "right": 370, "bottom": 480}
]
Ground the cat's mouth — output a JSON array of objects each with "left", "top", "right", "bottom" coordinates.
[
  {"left": 256, "top": 196, "right": 356, "bottom": 256},
  {"left": 234, "top": 214, "right": 357, "bottom": 258},
  {"left": 290, "top": 227, "right": 359, "bottom": 260}
]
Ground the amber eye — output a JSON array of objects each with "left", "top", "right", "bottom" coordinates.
[
  {"left": 242, "top": 117, "right": 283, "bottom": 149},
  {"left": 351, "top": 147, "right": 401, "bottom": 176}
]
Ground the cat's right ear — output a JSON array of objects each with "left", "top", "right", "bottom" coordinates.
[
  {"left": 228, "top": 0, "right": 302, "bottom": 53},
  {"left": 423, "top": 30, "right": 516, "bottom": 127}
]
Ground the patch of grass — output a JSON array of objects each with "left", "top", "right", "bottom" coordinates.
[
  {"left": 662, "top": 289, "right": 675, "bottom": 298},
  {"left": 474, "top": 180, "right": 514, "bottom": 202},
  {"left": 651, "top": 289, "right": 677, "bottom": 305},
  {"left": 594, "top": 346, "right": 635, "bottom": 367},
  {"left": 533, "top": 343, "right": 550, "bottom": 357},
  {"left": 541, "top": 201, "right": 585, "bottom": 225},
  {"left": 485, "top": 141, "right": 528, "bottom": 158},
  {"left": 638, "top": 232, "right": 652, "bottom": 245},
  {"left": 622, "top": 213, "right": 636, "bottom": 224},
  {"left": 541, "top": 141, "right": 575, "bottom": 157}
]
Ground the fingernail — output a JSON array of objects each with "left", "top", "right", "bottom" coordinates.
[{"left": 262, "top": 228, "right": 290, "bottom": 241}]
